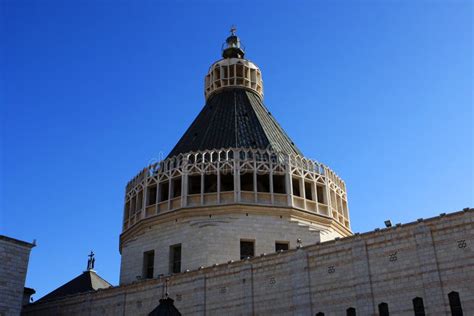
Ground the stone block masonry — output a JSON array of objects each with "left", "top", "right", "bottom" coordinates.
[
  {"left": 0, "top": 236, "right": 35, "bottom": 316},
  {"left": 23, "top": 209, "right": 473, "bottom": 315}
]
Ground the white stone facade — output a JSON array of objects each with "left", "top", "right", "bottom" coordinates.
[
  {"left": 204, "top": 58, "right": 263, "bottom": 100},
  {"left": 121, "top": 148, "right": 351, "bottom": 284},
  {"left": 120, "top": 210, "right": 344, "bottom": 284},
  {"left": 0, "top": 235, "right": 35, "bottom": 316},
  {"left": 24, "top": 209, "right": 474, "bottom": 316}
]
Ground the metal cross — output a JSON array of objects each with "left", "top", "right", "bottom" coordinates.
[
  {"left": 87, "top": 251, "right": 95, "bottom": 270},
  {"left": 230, "top": 25, "right": 237, "bottom": 36}
]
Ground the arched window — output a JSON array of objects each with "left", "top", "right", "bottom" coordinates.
[
  {"left": 315, "top": 313, "right": 324, "bottom": 316},
  {"left": 378, "top": 302, "right": 389, "bottom": 316},
  {"left": 346, "top": 307, "right": 356, "bottom": 316},
  {"left": 412, "top": 297, "right": 425, "bottom": 316},
  {"left": 448, "top": 291, "right": 463, "bottom": 316}
]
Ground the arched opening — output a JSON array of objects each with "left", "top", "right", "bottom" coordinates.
[
  {"left": 304, "top": 181, "right": 314, "bottom": 200},
  {"left": 159, "top": 181, "right": 169, "bottom": 202},
  {"left": 220, "top": 171, "right": 234, "bottom": 192},
  {"left": 171, "top": 177, "right": 181, "bottom": 198},
  {"left": 315, "top": 313, "right": 324, "bottom": 316},
  {"left": 188, "top": 175, "right": 201, "bottom": 195},
  {"left": 146, "top": 185, "right": 157, "bottom": 205},
  {"left": 412, "top": 297, "right": 425, "bottom": 316},
  {"left": 378, "top": 302, "right": 389, "bottom": 316},
  {"left": 292, "top": 177, "right": 301, "bottom": 197},
  {"left": 346, "top": 307, "right": 356, "bottom": 316},
  {"left": 272, "top": 174, "right": 286, "bottom": 194},
  {"left": 204, "top": 174, "right": 217, "bottom": 193},
  {"left": 448, "top": 291, "right": 463, "bottom": 316},
  {"left": 257, "top": 173, "right": 270, "bottom": 192},
  {"left": 240, "top": 172, "right": 254, "bottom": 191}
]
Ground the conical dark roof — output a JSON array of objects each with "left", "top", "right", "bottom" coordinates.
[
  {"left": 167, "top": 89, "right": 302, "bottom": 158},
  {"left": 37, "top": 270, "right": 111, "bottom": 302},
  {"left": 148, "top": 297, "right": 182, "bottom": 316}
]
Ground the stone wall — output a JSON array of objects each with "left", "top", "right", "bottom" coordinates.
[
  {"left": 24, "top": 209, "right": 473, "bottom": 316},
  {"left": 120, "top": 211, "right": 338, "bottom": 284},
  {"left": 0, "top": 236, "right": 35, "bottom": 316}
]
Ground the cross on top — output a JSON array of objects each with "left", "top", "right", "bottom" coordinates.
[
  {"left": 230, "top": 25, "right": 237, "bottom": 36},
  {"left": 87, "top": 251, "right": 95, "bottom": 270}
]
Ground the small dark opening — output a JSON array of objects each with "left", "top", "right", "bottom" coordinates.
[
  {"left": 220, "top": 172, "right": 234, "bottom": 192},
  {"left": 275, "top": 242, "right": 289, "bottom": 252},
  {"left": 257, "top": 174, "right": 270, "bottom": 192},
  {"left": 317, "top": 185, "right": 325, "bottom": 203},
  {"left": 136, "top": 191, "right": 143, "bottom": 210},
  {"left": 204, "top": 174, "right": 217, "bottom": 193},
  {"left": 412, "top": 297, "right": 425, "bottom": 316},
  {"left": 125, "top": 201, "right": 130, "bottom": 219},
  {"left": 240, "top": 173, "right": 254, "bottom": 191},
  {"left": 292, "top": 178, "right": 301, "bottom": 197},
  {"left": 172, "top": 177, "right": 181, "bottom": 198},
  {"left": 240, "top": 240, "right": 255, "bottom": 259},
  {"left": 169, "top": 244, "right": 182, "bottom": 274},
  {"left": 273, "top": 174, "right": 286, "bottom": 194},
  {"left": 346, "top": 307, "right": 356, "bottom": 316},
  {"left": 131, "top": 196, "right": 137, "bottom": 213},
  {"left": 305, "top": 182, "right": 313, "bottom": 200},
  {"left": 143, "top": 250, "right": 154, "bottom": 279},
  {"left": 159, "top": 182, "right": 169, "bottom": 202},
  {"left": 448, "top": 292, "right": 463, "bottom": 316},
  {"left": 316, "top": 313, "right": 324, "bottom": 316},
  {"left": 147, "top": 185, "right": 157, "bottom": 205},
  {"left": 188, "top": 175, "right": 201, "bottom": 195},
  {"left": 378, "top": 302, "right": 389, "bottom": 316}
]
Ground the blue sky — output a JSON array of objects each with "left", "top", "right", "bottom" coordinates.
[{"left": 1, "top": 0, "right": 472, "bottom": 300}]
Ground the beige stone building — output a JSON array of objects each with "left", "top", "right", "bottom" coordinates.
[
  {"left": 0, "top": 235, "right": 35, "bottom": 316},
  {"left": 23, "top": 30, "right": 473, "bottom": 315}
]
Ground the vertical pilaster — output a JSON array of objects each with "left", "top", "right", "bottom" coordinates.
[
  {"left": 285, "top": 155, "right": 293, "bottom": 207},
  {"left": 351, "top": 238, "right": 376, "bottom": 315},
  {"left": 290, "top": 249, "right": 313, "bottom": 315},
  {"left": 240, "top": 263, "right": 254, "bottom": 315},
  {"left": 413, "top": 224, "right": 448, "bottom": 314}
]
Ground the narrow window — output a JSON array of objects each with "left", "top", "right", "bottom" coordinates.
[
  {"left": 131, "top": 196, "right": 137, "bottom": 213},
  {"left": 378, "top": 302, "right": 389, "bottom": 316},
  {"left": 172, "top": 177, "right": 181, "bottom": 198},
  {"left": 143, "top": 250, "right": 154, "bottom": 279},
  {"left": 236, "top": 64, "right": 244, "bottom": 77},
  {"left": 304, "top": 181, "right": 313, "bottom": 200},
  {"left": 220, "top": 172, "right": 234, "bottom": 192},
  {"left": 222, "top": 65, "right": 228, "bottom": 78},
  {"left": 159, "top": 181, "right": 169, "bottom": 202},
  {"left": 169, "top": 244, "right": 182, "bottom": 274},
  {"left": 188, "top": 175, "right": 201, "bottom": 195},
  {"left": 257, "top": 174, "right": 270, "bottom": 192},
  {"left": 240, "top": 240, "right": 255, "bottom": 260},
  {"left": 292, "top": 178, "right": 301, "bottom": 197},
  {"left": 412, "top": 297, "right": 425, "bottom": 316},
  {"left": 204, "top": 174, "right": 217, "bottom": 193},
  {"left": 316, "top": 313, "right": 324, "bottom": 316},
  {"left": 125, "top": 201, "right": 130, "bottom": 219},
  {"left": 316, "top": 185, "right": 325, "bottom": 203},
  {"left": 275, "top": 242, "right": 289, "bottom": 252},
  {"left": 272, "top": 174, "right": 286, "bottom": 194},
  {"left": 147, "top": 185, "right": 157, "bottom": 205},
  {"left": 240, "top": 172, "right": 254, "bottom": 191},
  {"left": 137, "top": 190, "right": 143, "bottom": 210},
  {"left": 448, "top": 292, "right": 463, "bottom": 316},
  {"left": 346, "top": 307, "right": 356, "bottom": 316}
]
